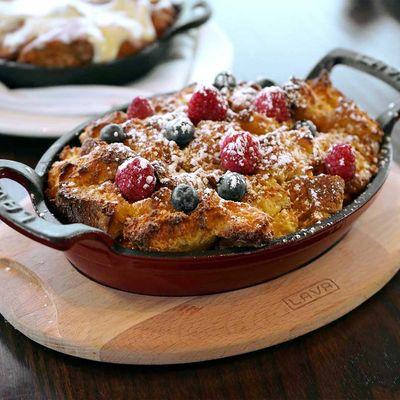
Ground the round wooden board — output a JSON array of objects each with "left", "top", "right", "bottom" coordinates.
[{"left": 0, "top": 165, "right": 400, "bottom": 365}]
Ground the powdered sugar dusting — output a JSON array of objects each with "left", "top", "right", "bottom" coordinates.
[{"left": 50, "top": 76, "right": 384, "bottom": 252}]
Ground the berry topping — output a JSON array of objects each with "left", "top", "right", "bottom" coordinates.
[
  {"left": 325, "top": 144, "right": 356, "bottom": 181},
  {"left": 115, "top": 156, "right": 156, "bottom": 202},
  {"left": 217, "top": 172, "right": 247, "bottom": 201},
  {"left": 127, "top": 96, "right": 154, "bottom": 119},
  {"left": 294, "top": 119, "right": 317, "bottom": 136},
  {"left": 171, "top": 184, "right": 199, "bottom": 213},
  {"left": 220, "top": 131, "right": 261, "bottom": 174},
  {"left": 164, "top": 117, "right": 195, "bottom": 147},
  {"left": 253, "top": 86, "right": 291, "bottom": 122},
  {"left": 187, "top": 86, "right": 228, "bottom": 125},
  {"left": 100, "top": 124, "right": 126, "bottom": 143},
  {"left": 213, "top": 71, "right": 237, "bottom": 90}
]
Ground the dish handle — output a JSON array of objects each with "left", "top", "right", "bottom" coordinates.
[
  {"left": 307, "top": 48, "right": 400, "bottom": 134},
  {"left": 0, "top": 159, "right": 113, "bottom": 251},
  {"left": 165, "top": 0, "right": 212, "bottom": 39}
]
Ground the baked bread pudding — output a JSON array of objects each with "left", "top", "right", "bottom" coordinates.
[
  {"left": 0, "top": 0, "right": 177, "bottom": 67},
  {"left": 46, "top": 72, "right": 384, "bottom": 252}
]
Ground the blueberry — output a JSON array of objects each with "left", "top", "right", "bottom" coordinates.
[
  {"left": 256, "top": 78, "right": 276, "bottom": 88},
  {"left": 294, "top": 120, "right": 317, "bottom": 136},
  {"left": 217, "top": 172, "right": 247, "bottom": 201},
  {"left": 100, "top": 124, "right": 126, "bottom": 143},
  {"left": 213, "top": 71, "right": 237, "bottom": 90},
  {"left": 171, "top": 184, "right": 199, "bottom": 213},
  {"left": 164, "top": 118, "right": 195, "bottom": 147}
]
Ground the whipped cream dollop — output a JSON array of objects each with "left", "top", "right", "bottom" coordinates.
[{"left": 0, "top": 0, "right": 160, "bottom": 62}]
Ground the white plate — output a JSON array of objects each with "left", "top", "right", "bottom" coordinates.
[{"left": 0, "top": 22, "right": 233, "bottom": 138}]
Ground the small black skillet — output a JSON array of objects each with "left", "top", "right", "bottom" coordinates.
[{"left": 0, "top": 0, "right": 211, "bottom": 88}]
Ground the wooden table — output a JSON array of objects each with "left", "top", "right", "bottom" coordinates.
[{"left": 1, "top": 1, "right": 400, "bottom": 398}]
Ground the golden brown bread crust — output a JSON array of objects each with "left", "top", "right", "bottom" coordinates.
[
  {"left": 48, "top": 142, "right": 274, "bottom": 251},
  {"left": 285, "top": 73, "right": 382, "bottom": 143},
  {"left": 121, "top": 188, "right": 273, "bottom": 252},
  {"left": 18, "top": 38, "right": 94, "bottom": 68},
  {"left": 46, "top": 74, "right": 383, "bottom": 252},
  {"left": 284, "top": 73, "right": 382, "bottom": 199}
]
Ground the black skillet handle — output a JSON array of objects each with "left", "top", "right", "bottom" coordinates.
[
  {"left": 0, "top": 159, "right": 113, "bottom": 251},
  {"left": 164, "top": 0, "right": 212, "bottom": 39},
  {"left": 307, "top": 48, "right": 400, "bottom": 134}
]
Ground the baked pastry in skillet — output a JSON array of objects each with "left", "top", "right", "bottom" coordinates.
[
  {"left": 46, "top": 72, "right": 383, "bottom": 252},
  {"left": 0, "top": 0, "right": 177, "bottom": 68}
]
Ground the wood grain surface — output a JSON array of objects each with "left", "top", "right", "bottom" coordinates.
[{"left": 0, "top": 165, "right": 399, "bottom": 366}]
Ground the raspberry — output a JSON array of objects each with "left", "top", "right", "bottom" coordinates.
[
  {"left": 188, "top": 86, "right": 228, "bottom": 125},
  {"left": 127, "top": 96, "right": 154, "bottom": 119},
  {"left": 253, "top": 86, "right": 291, "bottom": 122},
  {"left": 220, "top": 131, "right": 261, "bottom": 174},
  {"left": 115, "top": 156, "right": 156, "bottom": 201},
  {"left": 325, "top": 144, "right": 356, "bottom": 181}
]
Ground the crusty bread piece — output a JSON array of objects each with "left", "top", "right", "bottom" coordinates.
[
  {"left": 19, "top": 38, "right": 94, "bottom": 68},
  {"left": 285, "top": 72, "right": 383, "bottom": 143},
  {"left": 48, "top": 142, "right": 274, "bottom": 251}
]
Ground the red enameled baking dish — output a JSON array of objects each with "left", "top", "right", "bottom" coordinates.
[{"left": 0, "top": 48, "right": 399, "bottom": 296}]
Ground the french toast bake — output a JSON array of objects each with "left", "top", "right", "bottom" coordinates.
[
  {"left": 0, "top": 0, "right": 177, "bottom": 67},
  {"left": 46, "top": 72, "right": 383, "bottom": 252}
]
